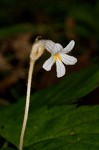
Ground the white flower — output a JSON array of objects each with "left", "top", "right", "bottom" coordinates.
[{"left": 42, "top": 40, "right": 77, "bottom": 78}]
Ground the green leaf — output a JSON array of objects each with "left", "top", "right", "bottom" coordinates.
[
  {"left": 1, "top": 105, "right": 99, "bottom": 149},
  {"left": 24, "top": 105, "right": 99, "bottom": 147},
  {"left": 0, "top": 65, "right": 99, "bottom": 150},
  {"left": 30, "top": 65, "right": 99, "bottom": 107},
  {"left": 24, "top": 134, "right": 99, "bottom": 150}
]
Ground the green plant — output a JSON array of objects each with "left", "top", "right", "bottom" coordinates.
[{"left": 0, "top": 65, "right": 99, "bottom": 150}]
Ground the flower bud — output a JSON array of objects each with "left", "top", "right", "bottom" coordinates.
[{"left": 30, "top": 40, "right": 45, "bottom": 61}]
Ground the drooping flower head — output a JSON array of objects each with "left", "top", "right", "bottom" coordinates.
[{"left": 42, "top": 40, "right": 77, "bottom": 78}]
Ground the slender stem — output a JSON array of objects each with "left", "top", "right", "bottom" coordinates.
[
  {"left": 19, "top": 39, "right": 45, "bottom": 150},
  {"left": 19, "top": 59, "right": 35, "bottom": 150}
]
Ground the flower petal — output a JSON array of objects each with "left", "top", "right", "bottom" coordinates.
[
  {"left": 42, "top": 40, "right": 55, "bottom": 53},
  {"left": 62, "top": 40, "right": 75, "bottom": 54},
  {"left": 56, "top": 59, "right": 66, "bottom": 78},
  {"left": 53, "top": 43, "right": 63, "bottom": 54},
  {"left": 60, "top": 53, "right": 77, "bottom": 65},
  {"left": 43, "top": 56, "right": 54, "bottom": 71}
]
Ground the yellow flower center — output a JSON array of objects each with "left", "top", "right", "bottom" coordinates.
[{"left": 53, "top": 53, "right": 62, "bottom": 62}]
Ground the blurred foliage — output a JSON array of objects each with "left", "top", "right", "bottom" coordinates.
[
  {"left": 0, "top": 0, "right": 99, "bottom": 41},
  {"left": 0, "top": 0, "right": 99, "bottom": 149}
]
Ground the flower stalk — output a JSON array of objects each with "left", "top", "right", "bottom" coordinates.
[
  {"left": 19, "top": 39, "right": 45, "bottom": 150},
  {"left": 19, "top": 59, "right": 35, "bottom": 150},
  {"left": 19, "top": 38, "right": 77, "bottom": 150}
]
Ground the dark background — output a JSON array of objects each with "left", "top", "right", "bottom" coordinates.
[{"left": 0, "top": 1, "right": 99, "bottom": 147}]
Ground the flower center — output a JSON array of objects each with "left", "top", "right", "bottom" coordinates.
[{"left": 53, "top": 53, "right": 62, "bottom": 62}]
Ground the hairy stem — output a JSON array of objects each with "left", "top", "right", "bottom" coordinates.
[
  {"left": 19, "top": 59, "right": 35, "bottom": 150},
  {"left": 19, "top": 39, "right": 45, "bottom": 150}
]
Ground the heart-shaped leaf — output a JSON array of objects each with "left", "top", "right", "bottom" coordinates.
[{"left": 0, "top": 65, "right": 99, "bottom": 150}]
